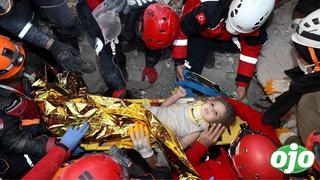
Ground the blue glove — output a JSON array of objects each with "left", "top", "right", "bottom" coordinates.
[{"left": 60, "top": 122, "right": 89, "bottom": 151}]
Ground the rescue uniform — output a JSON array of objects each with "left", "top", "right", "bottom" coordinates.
[
  {"left": 22, "top": 144, "right": 70, "bottom": 180},
  {"left": 0, "top": 113, "right": 56, "bottom": 179},
  {"left": 23, "top": 145, "right": 171, "bottom": 179},
  {"left": 0, "top": 51, "right": 56, "bottom": 179},
  {"left": 263, "top": 67, "right": 320, "bottom": 128},
  {"left": 171, "top": 0, "right": 267, "bottom": 88},
  {"left": 296, "top": 92, "right": 320, "bottom": 144},
  {"left": 0, "top": 51, "right": 49, "bottom": 136},
  {"left": 0, "top": 0, "right": 80, "bottom": 49},
  {"left": 76, "top": 0, "right": 162, "bottom": 91}
]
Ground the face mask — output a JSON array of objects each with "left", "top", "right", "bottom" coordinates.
[{"left": 297, "top": 58, "right": 315, "bottom": 74}]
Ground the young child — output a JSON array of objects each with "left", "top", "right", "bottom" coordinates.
[{"left": 144, "top": 87, "right": 235, "bottom": 149}]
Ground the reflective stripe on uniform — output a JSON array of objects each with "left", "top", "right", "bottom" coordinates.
[
  {"left": 201, "top": 0, "right": 219, "bottom": 2},
  {"left": 173, "top": 39, "right": 188, "bottom": 46},
  {"left": 24, "top": 154, "right": 34, "bottom": 167},
  {"left": 18, "top": 22, "right": 32, "bottom": 39},
  {"left": 39, "top": 0, "right": 66, "bottom": 8},
  {"left": 240, "top": 54, "right": 258, "bottom": 64}
]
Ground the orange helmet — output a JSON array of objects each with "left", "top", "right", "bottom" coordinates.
[
  {"left": 53, "top": 154, "right": 128, "bottom": 179},
  {"left": 229, "top": 124, "right": 284, "bottom": 179},
  {"left": 0, "top": 35, "right": 25, "bottom": 80},
  {"left": 142, "top": 3, "right": 180, "bottom": 49}
]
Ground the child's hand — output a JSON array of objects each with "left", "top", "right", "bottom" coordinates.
[
  {"left": 173, "top": 86, "right": 187, "bottom": 98},
  {"left": 198, "top": 123, "right": 225, "bottom": 148}
]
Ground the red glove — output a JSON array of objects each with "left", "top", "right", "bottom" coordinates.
[{"left": 141, "top": 67, "right": 158, "bottom": 84}]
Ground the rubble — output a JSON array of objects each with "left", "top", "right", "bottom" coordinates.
[{"left": 75, "top": 0, "right": 298, "bottom": 111}]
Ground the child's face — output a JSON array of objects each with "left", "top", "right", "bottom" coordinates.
[{"left": 200, "top": 101, "right": 226, "bottom": 123}]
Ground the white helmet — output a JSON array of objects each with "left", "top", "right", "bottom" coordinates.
[
  {"left": 291, "top": 9, "right": 320, "bottom": 49},
  {"left": 225, "top": 0, "right": 275, "bottom": 34}
]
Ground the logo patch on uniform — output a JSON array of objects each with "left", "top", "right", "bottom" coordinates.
[
  {"left": 0, "top": 119, "right": 3, "bottom": 129},
  {"left": 196, "top": 12, "right": 206, "bottom": 25}
]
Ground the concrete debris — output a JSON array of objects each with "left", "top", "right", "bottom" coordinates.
[{"left": 70, "top": 0, "right": 298, "bottom": 110}]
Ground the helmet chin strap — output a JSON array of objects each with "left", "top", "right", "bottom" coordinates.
[{"left": 308, "top": 47, "right": 320, "bottom": 72}]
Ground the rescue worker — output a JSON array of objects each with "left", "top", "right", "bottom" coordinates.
[
  {"left": 263, "top": 9, "right": 320, "bottom": 143},
  {"left": 0, "top": 35, "right": 52, "bottom": 135},
  {"left": 172, "top": 0, "right": 275, "bottom": 100},
  {"left": 0, "top": 0, "right": 95, "bottom": 73},
  {"left": 76, "top": 0, "right": 179, "bottom": 98},
  {"left": 229, "top": 125, "right": 284, "bottom": 179},
  {"left": 0, "top": 35, "right": 109, "bottom": 179},
  {"left": 0, "top": 108, "right": 87, "bottom": 179},
  {"left": 22, "top": 122, "right": 89, "bottom": 180},
  {"left": 23, "top": 122, "right": 171, "bottom": 179},
  {"left": 0, "top": 112, "right": 55, "bottom": 179}
]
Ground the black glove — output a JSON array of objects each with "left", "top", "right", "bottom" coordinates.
[{"left": 49, "top": 40, "right": 96, "bottom": 73}]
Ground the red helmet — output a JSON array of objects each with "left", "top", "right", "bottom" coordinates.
[
  {"left": 229, "top": 125, "right": 284, "bottom": 179},
  {"left": 53, "top": 154, "right": 128, "bottom": 179},
  {"left": 305, "top": 129, "right": 320, "bottom": 171},
  {"left": 142, "top": 3, "right": 180, "bottom": 49}
]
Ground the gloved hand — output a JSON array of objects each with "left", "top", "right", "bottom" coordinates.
[
  {"left": 49, "top": 40, "right": 96, "bottom": 73},
  {"left": 264, "top": 79, "right": 290, "bottom": 95},
  {"left": 128, "top": 122, "right": 154, "bottom": 158},
  {"left": 141, "top": 67, "right": 158, "bottom": 84},
  {"left": 60, "top": 121, "right": 90, "bottom": 152}
]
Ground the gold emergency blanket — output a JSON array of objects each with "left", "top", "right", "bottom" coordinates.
[{"left": 33, "top": 72, "right": 199, "bottom": 179}]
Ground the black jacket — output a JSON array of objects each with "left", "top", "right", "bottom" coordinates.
[
  {"left": 0, "top": 112, "right": 53, "bottom": 156},
  {"left": 263, "top": 67, "right": 320, "bottom": 127}
]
